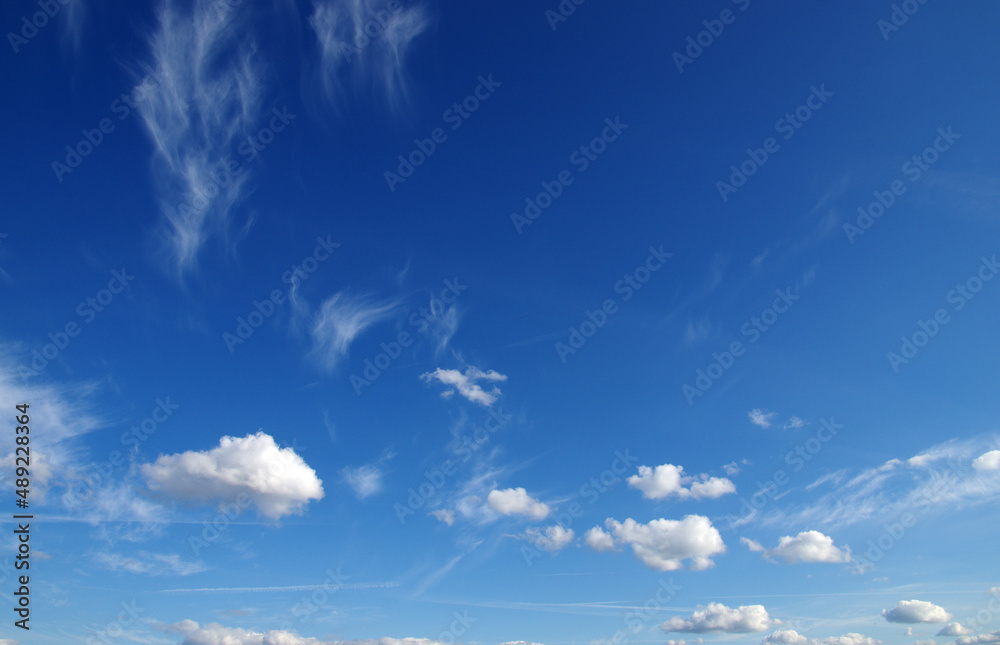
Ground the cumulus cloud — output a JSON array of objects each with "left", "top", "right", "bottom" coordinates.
[
  {"left": 742, "top": 531, "right": 851, "bottom": 564},
  {"left": 661, "top": 603, "right": 777, "bottom": 633},
  {"left": 305, "top": 291, "right": 400, "bottom": 370},
  {"left": 487, "top": 488, "right": 550, "bottom": 520},
  {"left": 94, "top": 551, "right": 206, "bottom": 576},
  {"left": 523, "top": 525, "right": 574, "bottom": 552},
  {"left": 586, "top": 515, "right": 725, "bottom": 571},
  {"left": 168, "top": 621, "right": 449, "bottom": 645},
  {"left": 627, "top": 464, "right": 735, "bottom": 501},
  {"left": 723, "top": 461, "right": 742, "bottom": 476},
  {"left": 763, "top": 631, "right": 881, "bottom": 645},
  {"left": 141, "top": 432, "right": 324, "bottom": 519},
  {"left": 784, "top": 417, "right": 805, "bottom": 429},
  {"left": 584, "top": 526, "right": 616, "bottom": 551},
  {"left": 973, "top": 450, "right": 1000, "bottom": 471},
  {"left": 958, "top": 631, "right": 1000, "bottom": 644},
  {"left": 310, "top": 0, "right": 430, "bottom": 111},
  {"left": 883, "top": 600, "right": 952, "bottom": 624},
  {"left": 938, "top": 623, "right": 974, "bottom": 636},
  {"left": 341, "top": 464, "right": 384, "bottom": 499},
  {"left": 749, "top": 409, "right": 778, "bottom": 428},
  {"left": 136, "top": 0, "right": 264, "bottom": 276},
  {"left": 420, "top": 367, "right": 507, "bottom": 406}
]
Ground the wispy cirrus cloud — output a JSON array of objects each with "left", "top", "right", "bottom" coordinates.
[
  {"left": 294, "top": 289, "right": 400, "bottom": 370},
  {"left": 94, "top": 551, "right": 207, "bottom": 576},
  {"left": 136, "top": 0, "right": 265, "bottom": 277},
  {"left": 420, "top": 366, "right": 507, "bottom": 406},
  {"left": 309, "top": 0, "right": 431, "bottom": 112}
]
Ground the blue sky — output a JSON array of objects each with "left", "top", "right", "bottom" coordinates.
[{"left": 1, "top": 1, "right": 1000, "bottom": 644}]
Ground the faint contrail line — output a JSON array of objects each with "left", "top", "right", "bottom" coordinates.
[{"left": 159, "top": 582, "right": 400, "bottom": 593}]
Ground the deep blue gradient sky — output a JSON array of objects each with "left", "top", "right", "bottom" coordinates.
[{"left": 2, "top": 1, "right": 1000, "bottom": 645}]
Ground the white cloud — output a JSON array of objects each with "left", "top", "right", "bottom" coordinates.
[
  {"left": 584, "top": 526, "right": 616, "bottom": 552},
  {"left": 94, "top": 552, "right": 206, "bottom": 576},
  {"left": 136, "top": 0, "right": 264, "bottom": 276},
  {"left": 749, "top": 409, "right": 778, "bottom": 428},
  {"left": 744, "top": 531, "right": 851, "bottom": 564},
  {"left": 421, "top": 367, "right": 507, "bottom": 406},
  {"left": 784, "top": 417, "right": 805, "bottom": 429},
  {"left": 310, "top": 0, "right": 430, "bottom": 112},
  {"left": 813, "top": 635, "right": 882, "bottom": 645},
  {"left": 141, "top": 432, "right": 324, "bottom": 519},
  {"left": 430, "top": 509, "right": 454, "bottom": 526},
  {"left": 168, "top": 621, "right": 449, "bottom": 645},
  {"left": 305, "top": 291, "right": 399, "bottom": 370},
  {"left": 487, "top": 488, "right": 550, "bottom": 520},
  {"left": 764, "top": 436, "right": 1000, "bottom": 529},
  {"left": 587, "top": 515, "right": 726, "bottom": 571},
  {"left": 938, "top": 623, "right": 974, "bottom": 636},
  {"left": 523, "top": 525, "right": 574, "bottom": 552},
  {"left": 763, "top": 630, "right": 810, "bottom": 644},
  {"left": 973, "top": 450, "right": 1000, "bottom": 471},
  {"left": 723, "top": 461, "right": 742, "bottom": 476},
  {"left": 666, "top": 640, "right": 704, "bottom": 645},
  {"left": 762, "top": 630, "right": 882, "bottom": 645},
  {"left": 958, "top": 631, "right": 1000, "bottom": 644},
  {"left": 342, "top": 464, "right": 384, "bottom": 499},
  {"left": 627, "top": 464, "right": 735, "bottom": 501},
  {"left": 662, "top": 603, "right": 777, "bottom": 633},
  {"left": 883, "top": 600, "right": 953, "bottom": 624}
]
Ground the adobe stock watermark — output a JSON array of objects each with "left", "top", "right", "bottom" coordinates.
[
  {"left": 188, "top": 439, "right": 307, "bottom": 555},
  {"left": 17, "top": 268, "right": 135, "bottom": 382},
  {"left": 603, "top": 578, "right": 683, "bottom": 644},
  {"left": 843, "top": 127, "right": 960, "bottom": 243},
  {"left": 877, "top": 0, "right": 931, "bottom": 41},
  {"left": 394, "top": 406, "right": 512, "bottom": 523},
  {"left": 7, "top": 0, "right": 76, "bottom": 54},
  {"left": 384, "top": 75, "right": 501, "bottom": 191},
  {"left": 682, "top": 286, "right": 801, "bottom": 405},
  {"left": 672, "top": 0, "right": 751, "bottom": 73},
  {"left": 724, "top": 417, "right": 843, "bottom": 530},
  {"left": 851, "top": 456, "right": 960, "bottom": 572},
  {"left": 544, "top": 0, "right": 586, "bottom": 30},
  {"left": 51, "top": 70, "right": 175, "bottom": 182},
  {"left": 520, "top": 449, "right": 636, "bottom": 565},
  {"left": 350, "top": 278, "right": 467, "bottom": 394},
  {"left": 886, "top": 254, "right": 997, "bottom": 372},
  {"left": 554, "top": 246, "right": 671, "bottom": 363},
  {"left": 85, "top": 599, "right": 145, "bottom": 645},
  {"left": 223, "top": 235, "right": 339, "bottom": 353},
  {"left": 66, "top": 397, "right": 180, "bottom": 505},
  {"left": 511, "top": 116, "right": 628, "bottom": 234},
  {"left": 717, "top": 84, "right": 834, "bottom": 201}
]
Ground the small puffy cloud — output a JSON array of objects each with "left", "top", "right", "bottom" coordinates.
[
  {"left": 784, "top": 417, "right": 805, "bottom": 429},
  {"left": 883, "top": 600, "right": 953, "bottom": 624},
  {"left": 94, "top": 552, "right": 206, "bottom": 576},
  {"left": 662, "top": 603, "right": 777, "bottom": 633},
  {"left": 141, "top": 432, "right": 324, "bottom": 519},
  {"left": 627, "top": 464, "right": 735, "bottom": 501},
  {"left": 588, "top": 515, "right": 726, "bottom": 571},
  {"left": 420, "top": 366, "right": 507, "bottom": 406},
  {"left": 749, "top": 409, "right": 778, "bottom": 428},
  {"left": 938, "top": 623, "right": 974, "bottom": 636},
  {"left": 341, "top": 465, "right": 384, "bottom": 499},
  {"left": 723, "top": 461, "right": 742, "bottom": 476},
  {"left": 168, "top": 621, "right": 448, "bottom": 645},
  {"left": 430, "top": 509, "right": 454, "bottom": 526},
  {"left": 523, "top": 525, "right": 575, "bottom": 552},
  {"left": 584, "top": 526, "right": 615, "bottom": 551},
  {"left": 958, "top": 632, "right": 1000, "bottom": 644},
  {"left": 813, "top": 635, "right": 882, "bottom": 645},
  {"left": 763, "top": 631, "right": 810, "bottom": 644},
  {"left": 973, "top": 450, "right": 1000, "bottom": 472},
  {"left": 487, "top": 488, "right": 550, "bottom": 519},
  {"left": 746, "top": 531, "right": 851, "bottom": 564}
]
